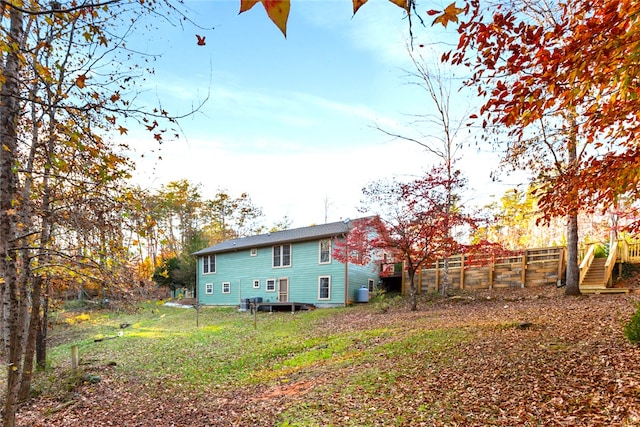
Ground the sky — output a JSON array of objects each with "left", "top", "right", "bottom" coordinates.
[{"left": 122, "top": 0, "right": 522, "bottom": 229}]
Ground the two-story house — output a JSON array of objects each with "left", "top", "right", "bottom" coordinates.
[{"left": 192, "top": 219, "right": 379, "bottom": 308}]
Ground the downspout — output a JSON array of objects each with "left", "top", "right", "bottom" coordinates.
[
  {"left": 344, "top": 254, "right": 349, "bottom": 307},
  {"left": 342, "top": 228, "right": 349, "bottom": 306}
]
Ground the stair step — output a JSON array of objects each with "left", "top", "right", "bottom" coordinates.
[
  {"left": 580, "top": 256, "right": 616, "bottom": 289},
  {"left": 580, "top": 287, "right": 630, "bottom": 294}
]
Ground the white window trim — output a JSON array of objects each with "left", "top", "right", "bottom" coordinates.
[
  {"left": 368, "top": 278, "right": 375, "bottom": 292},
  {"left": 272, "top": 244, "right": 292, "bottom": 268},
  {"left": 319, "top": 239, "right": 332, "bottom": 264},
  {"left": 202, "top": 254, "right": 216, "bottom": 274},
  {"left": 205, "top": 283, "right": 213, "bottom": 295},
  {"left": 266, "top": 278, "right": 276, "bottom": 292},
  {"left": 222, "top": 282, "right": 231, "bottom": 294},
  {"left": 253, "top": 279, "right": 260, "bottom": 289},
  {"left": 318, "top": 276, "right": 331, "bottom": 300},
  {"left": 250, "top": 248, "right": 258, "bottom": 257}
]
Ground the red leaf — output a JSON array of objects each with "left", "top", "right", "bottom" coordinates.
[{"left": 196, "top": 35, "right": 206, "bottom": 46}]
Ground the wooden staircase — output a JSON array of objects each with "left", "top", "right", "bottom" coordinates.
[{"left": 580, "top": 258, "right": 629, "bottom": 294}]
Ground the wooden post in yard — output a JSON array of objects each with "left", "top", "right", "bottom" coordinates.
[
  {"left": 521, "top": 250, "right": 528, "bottom": 288},
  {"left": 489, "top": 256, "right": 494, "bottom": 290},
  {"left": 254, "top": 303, "right": 257, "bottom": 330},
  {"left": 192, "top": 303, "right": 202, "bottom": 328},
  {"left": 460, "top": 254, "right": 465, "bottom": 290},
  {"left": 71, "top": 345, "right": 79, "bottom": 374}
]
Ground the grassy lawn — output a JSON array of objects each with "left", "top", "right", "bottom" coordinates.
[{"left": 14, "top": 289, "right": 640, "bottom": 426}]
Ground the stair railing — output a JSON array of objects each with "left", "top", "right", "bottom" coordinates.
[
  {"left": 603, "top": 241, "right": 618, "bottom": 287},
  {"left": 579, "top": 244, "right": 596, "bottom": 287}
]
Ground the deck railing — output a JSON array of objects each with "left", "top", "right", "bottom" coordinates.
[
  {"left": 394, "top": 241, "right": 640, "bottom": 294},
  {"left": 620, "top": 241, "right": 640, "bottom": 263},
  {"left": 409, "top": 246, "right": 566, "bottom": 293},
  {"left": 579, "top": 244, "right": 596, "bottom": 287},
  {"left": 380, "top": 262, "right": 403, "bottom": 277}
]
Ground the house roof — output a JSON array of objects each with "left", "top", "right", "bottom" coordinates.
[{"left": 192, "top": 218, "right": 359, "bottom": 256}]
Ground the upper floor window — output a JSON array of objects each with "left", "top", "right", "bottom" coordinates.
[
  {"left": 319, "top": 239, "right": 331, "bottom": 264},
  {"left": 203, "top": 255, "right": 215, "bottom": 274},
  {"left": 253, "top": 279, "right": 260, "bottom": 289},
  {"left": 273, "top": 244, "right": 291, "bottom": 267},
  {"left": 250, "top": 248, "right": 258, "bottom": 256}
]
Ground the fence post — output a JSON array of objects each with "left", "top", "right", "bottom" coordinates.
[
  {"left": 557, "top": 247, "right": 565, "bottom": 286},
  {"left": 402, "top": 260, "right": 406, "bottom": 294},
  {"left": 489, "top": 256, "right": 494, "bottom": 290},
  {"left": 460, "top": 254, "right": 465, "bottom": 290},
  {"left": 521, "top": 249, "right": 528, "bottom": 288},
  {"left": 71, "top": 345, "right": 79, "bottom": 374},
  {"left": 435, "top": 260, "right": 440, "bottom": 293}
]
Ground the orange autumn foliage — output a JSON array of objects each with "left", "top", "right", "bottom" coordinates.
[
  {"left": 239, "top": 0, "right": 464, "bottom": 36},
  {"left": 454, "top": 0, "right": 640, "bottom": 230}
]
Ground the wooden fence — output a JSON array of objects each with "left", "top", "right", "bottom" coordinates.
[
  {"left": 406, "top": 246, "right": 566, "bottom": 294},
  {"left": 619, "top": 241, "right": 640, "bottom": 263}
]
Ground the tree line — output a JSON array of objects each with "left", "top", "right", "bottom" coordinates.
[
  {"left": 0, "top": 2, "right": 280, "bottom": 424},
  {"left": 3, "top": 0, "right": 640, "bottom": 426},
  {"left": 147, "top": 180, "right": 290, "bottom": 299}
]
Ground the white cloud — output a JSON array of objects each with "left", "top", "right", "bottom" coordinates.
[
  {"left": 129, "top": 128, "right": 433, "bottom": 227},
  {"left": 119, "top": 0, "right": 518, "bottom": 232}
]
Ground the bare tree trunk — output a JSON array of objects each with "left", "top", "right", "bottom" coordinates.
[
  {"left": 36, "top": 288, "right": 49, "bottom": 370},
  {"left": 2, "top": 283, "right": 8, "bottom": 357},
  {"left": 407, "top": 266, "right": 418, "bottom": 311},
  {"left": 34, "top": 170, "right": 55, "bottom": 370},
  {"left": 565, "top": 214, "right": 581, "bottom": 295},
  {"left": 564, "top": 112, "right": 581, "bottom": 296},
  {"left": 1, "top": 6, "right": 25, "bottom": 427},
  {"left": 16, "top": 78, "right": 41, "bottom": 403},
  {"left": 32, "top": 143, "right": 55, "bottom": 375},
  {"left": 19, "top": 275, "right": 41, "bottom": 401},
  {"left": 440, "top": 258, "right": 450, "bottom": 297}
]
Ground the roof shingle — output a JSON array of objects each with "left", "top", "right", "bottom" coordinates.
[{"left": 192, "top": 219, "right": 357, "bottom": 256}]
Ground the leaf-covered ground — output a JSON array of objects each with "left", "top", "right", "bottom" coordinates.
[{"left": 17, "top": 287, "right": 640, "bottom": 426}]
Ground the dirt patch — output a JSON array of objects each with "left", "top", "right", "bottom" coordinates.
[{"left": 252, "top": 379, "right": 316, "bottom": 401}]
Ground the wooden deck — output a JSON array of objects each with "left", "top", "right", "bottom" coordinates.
[{"left": 251, "top": 302, "right": 313, "bottom": 313}]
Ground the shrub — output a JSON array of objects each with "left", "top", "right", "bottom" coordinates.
[
  {"left": 594, "top": 243, "right": 609, "bottom": 258},
  {"left": 370, "top": 289, "right": 402, "bottom": 313},
  {"left": 624, "top": 303, "right": 640, "bottom": 345}
]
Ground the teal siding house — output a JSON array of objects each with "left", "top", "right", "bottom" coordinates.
[{"left": 192, "top": 219, "right": 379, "bottom": 308}]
